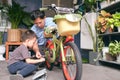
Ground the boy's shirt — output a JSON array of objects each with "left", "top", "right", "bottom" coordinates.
[{"left": 7, "top": 44, "right": 31, "bottom": 66}]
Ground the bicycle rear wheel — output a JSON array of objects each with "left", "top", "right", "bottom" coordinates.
[{"left": 61, "top": 42, "right": 82, "bottom": 80}]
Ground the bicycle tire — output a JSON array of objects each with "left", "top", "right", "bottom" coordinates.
[
  {"left": 61, "top": 42, "right": 82, "bottom": 80},
  {"left": 45, "top": 48, "right": 56, "bottom": 70}
]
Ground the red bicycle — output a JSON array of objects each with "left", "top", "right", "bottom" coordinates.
[{"left": 41, "top": 4, "right": 82, "bottom": 80}]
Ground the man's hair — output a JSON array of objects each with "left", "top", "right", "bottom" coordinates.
[
  {"left": 31, "top": 10, "right": 45, "bottom": 20},
  {"left": 21, "top": 30, "right": 37, "bottom": 42}
]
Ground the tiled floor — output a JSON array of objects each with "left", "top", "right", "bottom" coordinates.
[{"left": 0, "top": 61, "right": 120, "bottom": 80}]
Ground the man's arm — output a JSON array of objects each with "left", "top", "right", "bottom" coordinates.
[{"left": 32, "top": 41, "right": 42, "bottom": 58}]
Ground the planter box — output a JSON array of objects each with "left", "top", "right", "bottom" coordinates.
[{"left": 89, "top": 51, "right": 99, "bottom": 65}]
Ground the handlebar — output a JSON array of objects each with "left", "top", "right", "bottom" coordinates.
[{"left": 39, "top": 4, "right": 74, "bottom": 14}]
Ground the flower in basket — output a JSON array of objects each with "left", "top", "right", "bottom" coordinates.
[{"left": 95, "top": 10, "right": 113, "bottom": 34}]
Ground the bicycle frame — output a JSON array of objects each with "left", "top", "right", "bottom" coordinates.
[{"left": 45, "top": 33, "right": 74, "bottom": 63}]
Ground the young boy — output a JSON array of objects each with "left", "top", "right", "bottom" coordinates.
[{"left": 7, "top": 30, "right": 45, "bottom": 80}]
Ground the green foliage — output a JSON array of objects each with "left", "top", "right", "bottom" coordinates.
[
  {"left": 109, "top": 40, "right": 120, "bottom": 56},
  {"left": 98, "top": 37, "right": 104, "bottom": 53},
  {"left": 3, "top": 0, "right": 29, "bottom": 29},
  {"left": 106, "top": 12, "right": 120, "bottom": 28},
  {"left": 82, "top": 58, "right": 89, "bottom": 63},
  {"left": 22, "top": 15, "right": 33, "bottom": 28},
  {"left": 84, "top": 0, "right": 97, "bottom": 12}
]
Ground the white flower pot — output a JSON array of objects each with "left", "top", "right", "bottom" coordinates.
[
  {"left": 100, "top": 1, "right": 109, "bottom": 8},
  {"left": 117, "top": 27, "right": 120, "bottom": 32},
  {"left": 102, "top": 47, "right": 109, "bottom": 60},
  {"left": 0, "top": 45, "right": 5, "bottom": 60},
  {"left": 117, "top": 54, "right": 120, "bottom": 63}
]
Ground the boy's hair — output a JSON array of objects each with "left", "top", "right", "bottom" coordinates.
[
  {"left": 31, "top": 10, "right": 45, "bottom": 20},
  {"left": 21, "top": 30, "right": 37, "bottom": 42}
]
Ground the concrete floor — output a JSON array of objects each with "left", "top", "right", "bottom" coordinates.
[{"left": 0, "top": 61, "right": 120, "bottom": 80}]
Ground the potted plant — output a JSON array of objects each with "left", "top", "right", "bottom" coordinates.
[
  {"left": 3, "top": 0, "right": 28, "bottom": 42},
  {"left": 95, "top": 10, "right": 113, "bottom": 34},
  {"left": 108, "top": 12, "right": 120, "bottom": 32},
  {"left": 83, "top": 14, "right": 105, "bottom": 65},
  {"left": 107, "top": 40, "right": 120, "bottom": 61},
  {"left": 96, "top": 10, "right": 120, "bottom": 34}
]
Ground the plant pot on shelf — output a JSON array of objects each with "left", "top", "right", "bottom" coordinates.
[
  {"left": 116, "top": 54, "right": 120, "bottom": 63},
  {"left": 7, "top": 29, "right": 21, "bottom": 42},
  {"left": 104, "top": 27, "right": 113, "bottom": 34},
  {"left": 89, "top": 51, "right": 99, "bottom": 65},
  {"left": 105, "top": 53, "right": 116, "bottom": 61},
  {"left": 100, "top": 1, "right": 109, "bottom": 9},
  {"left": 102, "top": 47, "right": 109, "bottom": 60},
  {"left": 117, "top": 27, "right": 120, "bottom": 32}
]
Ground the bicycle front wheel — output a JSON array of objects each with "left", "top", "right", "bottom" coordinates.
[{"left": 61, "top": 42, "right": 82, "bottom": 80}]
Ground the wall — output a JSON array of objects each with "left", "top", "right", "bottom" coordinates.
[
  {"left": 15, "top": 0, "right": 42, "bottom": 12},
  {"left": 42, "top": 0, "right": 74, "bottom": 17}
]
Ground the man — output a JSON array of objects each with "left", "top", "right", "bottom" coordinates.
[{"left": 31, "top": 10, "right": 57, "bottom": 57}]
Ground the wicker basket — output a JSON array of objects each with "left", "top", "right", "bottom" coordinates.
[
  {"left": 54, "top": 14, "right": 81, "bottom": 36},
  {"left": 7, "top": 29, "right": 21, "bottom": 42}
]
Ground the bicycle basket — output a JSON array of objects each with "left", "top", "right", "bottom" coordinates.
[{"left": 53, "top": 14, "right": 81, "bottom": 36}]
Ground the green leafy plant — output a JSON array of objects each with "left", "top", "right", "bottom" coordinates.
[
  {"left": 22, "top": 15, "right": 33, "bottom": 29},
  {"left": 4, "top": 0, "right": 28, "bottom": 29},
  {"left": 97, "top": 37, "right": 104, "bottom": 53},
  {"left": 109, "top": 40, "right": 120, "bottom": 56},
  {"left": 83, "top": 0, "right": 105, "bottom": 12},
  {"left": 95, "top": 10, "right": 113, "bottom": 34},
  {"left": 107, "top": 12, "right": 120, "bottom": 27},
  {"left": 84, "top": 0, "right": 97, "bottom": 12}
]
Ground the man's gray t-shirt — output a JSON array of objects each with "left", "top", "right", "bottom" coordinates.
[{"left": 8, "top": 44, "right": 31, "bottom": 66}]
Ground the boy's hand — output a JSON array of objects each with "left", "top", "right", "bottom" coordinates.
[
  {"left": 39, "top": 57, "right": 45, "bottom": 62},
  {"left": 36, "top": 52, "right": 42, "bottom": 58}
]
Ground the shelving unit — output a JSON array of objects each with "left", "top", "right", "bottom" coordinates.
[
  {"left": 98, "top": 1, "right": 120, "bottom": 13},
  {"left": 99, "top": 60, "right": 120, "bottom": 69},
  {"left": 97, "top": 1, "right": 120, "bottom": 67}
]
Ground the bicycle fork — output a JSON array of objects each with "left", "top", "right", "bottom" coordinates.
[
  {"left": 60, "top": 36, "right": 74, "bottom": 62},
  {"left": 60, "top": 40, "right": 66, "bottom": 62}
]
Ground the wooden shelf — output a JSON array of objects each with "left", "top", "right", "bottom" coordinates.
[
  {"left": 98, "top": 32, "right": 120, "bottom": 36},
  {"left": 99, "top": 59, "right": 120, "bottom": 69},
  {"left": 99, "top": 59, "right": 120, "bottom": 65}
]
